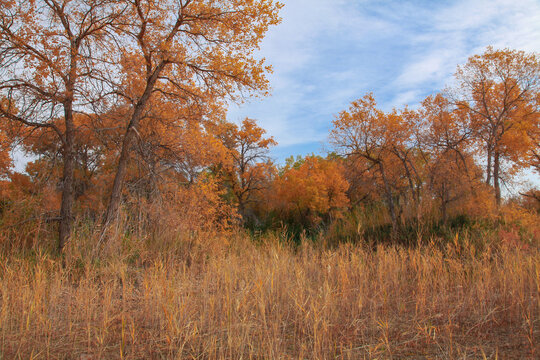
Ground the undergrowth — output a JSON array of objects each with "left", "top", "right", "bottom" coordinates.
[{"left": 0, "top": 222, "right": 538, "bottom": 359}]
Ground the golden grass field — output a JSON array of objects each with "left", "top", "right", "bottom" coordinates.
[{"left": 0, "top": 231, "right": 538, "bottom": 359}]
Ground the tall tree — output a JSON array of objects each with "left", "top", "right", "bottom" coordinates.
[
  {"left": 330, "top": 94, "right": 407, "bottom": 238},
  {"left": 450, "top": 47, "right": 540, "bottom": 206},
  {"left": 218, "top": 117, "right": 276, "bottom": 220},
  {"left": 103, "top": 0, "right": 282, "bottom": 228},
  {"left": 0, "top": 0, "right": 122, "bottom": 250},
  {"left": 417, "top": 94, "right": 476, "bottom": 222}
]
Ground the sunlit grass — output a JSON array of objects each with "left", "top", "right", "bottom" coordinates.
[{"left": 0, "top": 230, "right": 538, "bottom": 359}]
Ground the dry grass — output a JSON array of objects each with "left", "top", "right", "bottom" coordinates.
[{"left": 0, "top": 231, "right": 538, "bottom": 359}]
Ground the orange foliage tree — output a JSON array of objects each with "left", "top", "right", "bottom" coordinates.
[
  {"left": 117, "top": 101, "right": 237, "bottom": 234},
  {"left": 271, "top": 156, "right": 349, "bottom": 229},
  {"left": 330, "top": 94, "right": 412, "bottom": 237},
  {"left": 102, "top": 0, "right": 283, "bottom": 228},
  {"left": 0, "top": 0, "right": 123, "bottom": 249},
  {"left": 450, "top": 47, "right": 540, "bottom": 206},
  {"left": 217, "top": 118, "right": 276, "bottom": 221},
  {"left": 416, "top": 94, "right": 482, "bottom": 222},
  {"left": 17, "top": 114, "right": 110, "bottom": 215}
]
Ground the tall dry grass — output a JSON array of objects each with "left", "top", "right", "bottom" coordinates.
[{"left": 0, "top": 229, "right": 538, "bottom": 359}]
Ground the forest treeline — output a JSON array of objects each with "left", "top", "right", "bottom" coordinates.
[{"left": 0, "top": 1, "right": 539, "bottom": 253}]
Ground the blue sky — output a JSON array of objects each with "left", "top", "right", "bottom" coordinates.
[{"left": 228, "top": 0, "right": 540, "bottom": 162}]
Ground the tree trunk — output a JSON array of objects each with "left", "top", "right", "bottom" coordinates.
[
  {"left": 399, "top": 154, "right": 421, "bottom": 221},
  {"left": 103, "top": 129, "right": 134, "bottom": 226},
  {"left": 238, "top": 198, "right": 246, "bottom": 221},
  {"left": 441, "top": 200, "right": 448, "bottom": 225},
  {"left": 379, "top": 162, "right": 398, "bottom": 240},
  {"left": 59, "top": 101, "right": 75, "bottom": 251},
  {"left": 440, "top": 182, "right": 448, "bottom": 225},
  {"left": 493, "top": 150, "right": 501, "bottom": 206},
  {"left": 486, "top": 145, "right": 492, "bottom": 185},
  {"left": 103, "top": 62, "right": 166, "bottom": 228}
]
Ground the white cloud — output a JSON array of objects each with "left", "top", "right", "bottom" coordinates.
[
  {"left": 395, "top": 50, "right": 453, "bottom": 87},
  {"left": 392, "top": 90, "right": 421, "bottom": 109},
  {"left": 390, "top": 0, "right": 540, "bottom": 106},
  {"left": 229, "top": 0, "right": 540, "bottom": 159}
]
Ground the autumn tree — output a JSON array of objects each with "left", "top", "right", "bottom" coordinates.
[
  {"left": 0, "top": 0, "right": 123, "bottom": 249},
  {"left": 116, "top": 99, "right": 234, "bottom": 232},
  {"left": 217, "top": 117, "right": 276, "bottom": 221},
  {"left": 123, "top": 120, "right": 238, "bottom": 237},
  {"left": 102, "top": 0, "right": 283, "bottom": 228},
  {"left": 450, "top": 47, "right": 540, "bottom": 206},
  {"left": 272, "top": 155, "right": 349, "bottom": 229},
  {"left": 14, "top": 112, "right": 114, "bottom": 217},
  {"left": 416, "top": 94, "right": 477, "bottom": 222},
  {"left": 389, "top": 108, "right": 426, "bottom": 219},
  {"left": 330, "top": 94, "right": 409, "bottom": 238}
]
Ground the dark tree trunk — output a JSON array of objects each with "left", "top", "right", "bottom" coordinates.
[
  {"left": 440, "top": 182, "right": 448, "bottom": 225},
  {"left": 441, "top": 200, "right": 448, "bottom": 225},
  {"left": 104, "top": 62, "right": 166, "bottom": 228},
  {"left": 493, "top": 150, "right": 501, "bottom": 206},
  {"left": 486, "top": 145, "right": 492, "bottom": 185},
  {"left": 398, "top": 154, "right": 421, "bottom": 221},
  {"left": 58, "top": 101, "right": 75, "bottom": 251},
  {"left": 379, "top": 162, "right": 398, "bottom": 240},
  {"left": 238, "top": 199, "right": 246, "bottom": 221}
]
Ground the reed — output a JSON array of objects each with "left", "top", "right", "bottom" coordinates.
[{"left": 0, "top": 228, "right": 537, "bottom": 359}]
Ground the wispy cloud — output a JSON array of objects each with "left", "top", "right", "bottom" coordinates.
[
  {"left": 228, "top": 0, "right": 540, "bottom": 161},
  {"left": 388, "top": 0, "right": 540, "bottom": 106}
]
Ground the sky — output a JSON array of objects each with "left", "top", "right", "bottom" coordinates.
[{"left": 227, "top": 0, "right": 540, "bottom": 162}]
